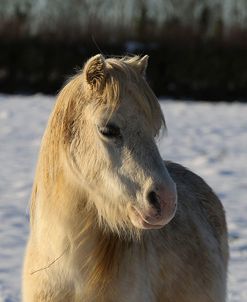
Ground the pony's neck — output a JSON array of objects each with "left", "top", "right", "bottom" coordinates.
[
  {"left": 32, "top": 162, "right": 125, "bottom": 246},
  {"left": 31, "top": 165, "right": 162, "bottom": 299}
]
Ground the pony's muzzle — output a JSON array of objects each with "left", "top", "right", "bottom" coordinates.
[
  {"left": 145, "top": 183, "right": 177, "bottom": 224},
  {"left": 129, "top": 182, "right": 177, "bottom": 230}
]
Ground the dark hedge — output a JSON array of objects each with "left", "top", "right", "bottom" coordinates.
[{"left": 0, "top": 38, "right": 247, "bottom": 101}]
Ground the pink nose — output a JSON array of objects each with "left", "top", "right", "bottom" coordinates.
[
  {"left": 145, "top": 184, "right": 177, "bottom": 225},
  {"left": 147, "top": 190, "right": 162, "bottom": 215}
]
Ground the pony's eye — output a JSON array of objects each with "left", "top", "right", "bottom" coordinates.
[{"left": 98, "top": 124, "right": 121, "bottom": 139}]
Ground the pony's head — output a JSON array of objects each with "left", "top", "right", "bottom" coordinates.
[{"left": 57, "top": 54, "right": 177, "bottom": 238}]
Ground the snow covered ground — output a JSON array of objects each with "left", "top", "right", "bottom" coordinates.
[{"left": 0, "top": 94, "right": 246, "bottom": 301}]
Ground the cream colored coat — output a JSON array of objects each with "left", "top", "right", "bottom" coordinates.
[{"left": 22, "top": 55, "right": 228, "bottom": 302}]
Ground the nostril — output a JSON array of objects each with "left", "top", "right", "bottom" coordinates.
[{"left": 147, "top": 191, "right": 161, "bottom": 213}]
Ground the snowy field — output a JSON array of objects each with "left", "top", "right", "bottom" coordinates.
[{"left": 0, "top": 94, "right": 246, "bottom": 301}]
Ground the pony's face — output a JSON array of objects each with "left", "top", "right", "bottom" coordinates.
[{"left": 67, "top": 55, "right": 177, "bottom": 235}]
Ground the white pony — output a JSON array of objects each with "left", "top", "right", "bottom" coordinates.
[{"left": 23, "top": 54, "right": 228, "bottom": 301}]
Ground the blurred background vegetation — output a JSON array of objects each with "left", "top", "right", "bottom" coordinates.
[{"left": 1, "top": 0, "right": 247, "bottom": 100}]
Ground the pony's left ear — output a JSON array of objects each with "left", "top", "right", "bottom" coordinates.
[
  {"left": 83, "top": 54, "right": 106, "bottom": 90},
  {"left": 137, "top": 55, "right": 149, "bottom": 76}
]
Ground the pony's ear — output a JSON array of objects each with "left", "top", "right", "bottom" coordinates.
[
  {"left": 137, "top": 55, "right": 149, "bottom": 76},
  {"left": 83, "top": 54, "right": 106, "bottom": 90}
]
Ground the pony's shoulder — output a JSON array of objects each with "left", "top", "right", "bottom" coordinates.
[
  {"left": 165, "top": 160, "right": 227, "bottom": 245},
  {"left": 165, "top": 160, "right": 214, "bottom": 193}
]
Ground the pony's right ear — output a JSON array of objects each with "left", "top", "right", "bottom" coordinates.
[
  {"left": 83, "top": 54, "right": 106, "bottom": 90},
  {"left": 137, "top": 55, "right": 149, "bottom": 76}
]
